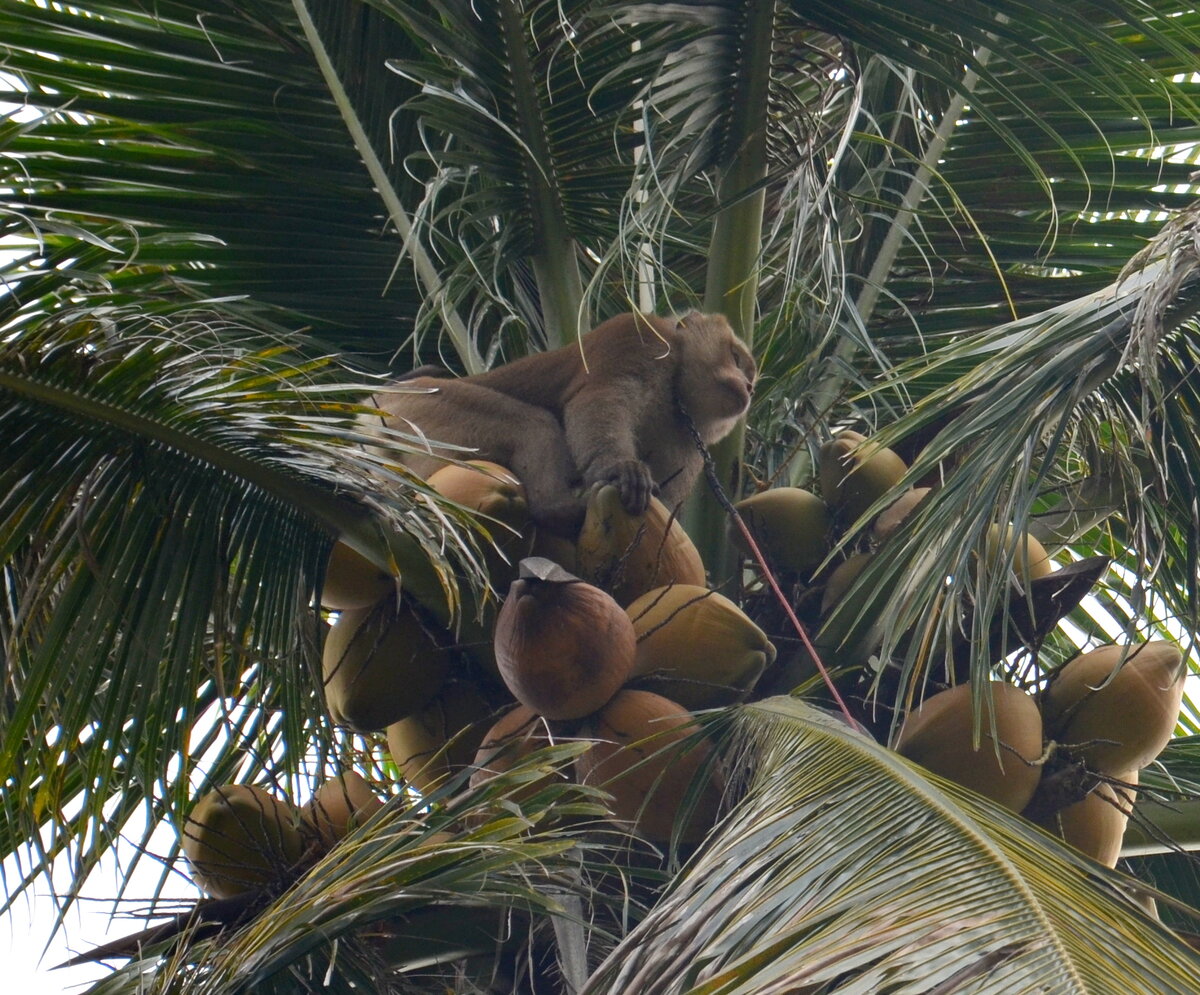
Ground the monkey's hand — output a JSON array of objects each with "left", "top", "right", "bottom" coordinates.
[{"left": 598, "top": 460, "right": 655, "bottom": 516}]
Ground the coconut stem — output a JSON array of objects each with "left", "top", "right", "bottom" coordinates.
[{"left": 675, "top": 402, "right": 854, "bottom": 723}]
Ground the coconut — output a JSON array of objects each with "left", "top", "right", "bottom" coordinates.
[
  {"left": 575, "top": 690, "right": 723, "bottom": 844},
  {"left": 428, "top": 460, "right": 535, "bottom": 590},
  {"left": 1049, "top": 771, "right": 1138, "bottom": 867},
  {"left": 872, "top": 487, "right": 932, "bottom": 543},
  {"left": 320, "top": 540, "right": 394, "bottom": 610},
  {"left": 731, "top": 488, "right": 831, "bottom": 574},
  {"left": 182, "top": 785, "right": 306, "bottom": 899},
  {"left": 980, "top": 524, "right": 1053, "bottom": 585},
  {"left": 302, "top": 771, "right": 385, "bottom": 850},
  {"left": 819, "top": 552, "right": 874, "bottom": 617},
  {"left": 1040, "top": 641, "right": 1184, "bottom": 773},
  {"left": 494, "top": 558, "right": 635, "bottom": 720},
  {"left": 386, "top": 679, "right": 494, "bottom": 795},
  {"left": 626, "top": 585, "right": 775, "bottom": 709},
  {"left": 576, "top": 485, "right": 706, "bottom": 605},
  {"left": 896, "top": 681, "right": 1043, "bottom": 812},
  {"left": 818, "top": 430, "right": 908, "bottom": 525},
  {"left": 322, "top": 593, "right": 453, "bottom": 732}
]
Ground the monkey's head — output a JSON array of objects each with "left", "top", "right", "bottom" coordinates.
[{"left": 675, "top": 311, "right": 756, "bottom": 444}]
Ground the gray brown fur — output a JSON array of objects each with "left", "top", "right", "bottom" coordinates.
[{"left": 372, "top": 311, "right": 755, "bottom": 532}]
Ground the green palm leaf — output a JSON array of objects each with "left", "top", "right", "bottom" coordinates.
[{"left": 583, "top": 697, "right": 1200, "bottom": 994}]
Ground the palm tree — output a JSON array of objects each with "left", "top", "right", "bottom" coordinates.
[{"left": 6, "top": 0, "right": 1200, "bottom": 991}]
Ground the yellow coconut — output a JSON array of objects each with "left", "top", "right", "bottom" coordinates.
[
  {"left": 818, "top": 430, "right": 908, "bottom": 525},
  {"left": 302, "top": 771, "right": 385, "bottom": 850},
  {"left": 1040, "top": 641, "right": 1184, "bottom": 773},
  {"left": 819, "top": 552, "right": 874, "bottom": 617},
  {"left": 980, "top": 524, "right": 1053, "bottom": 584},
  {"left": 872, "top": 487, "right": 932, "bottom": 543},
  {"left": 182, "top": 785, "right": 306, "bottom": 899},
  {"left": 386, "top": 679, "right": 494, "bottom": 795},
  {"left": 322, "top": 593, "right": 453, "bottom": 732},
  {"left": 577, "top": 485, "right": 706, "bottom": 606},
  {"left": 428, "top": 460, "right": 535, "bottom": 590},
  {"left": 896, "top": 681, "right": 1043, "bottom": 812},
  {"left": 626, "top": 585, "right": 775, "bottom": 709},
  {"left": 320, "top": 540, "right": 394, "bottom": 610},
  {"left": 1049, "top": 771, "right": 1138, "bottom": 867},
  {"left": 731, "top": 488, "right": 831, "bottom": 574},
  {"left": 494, "top": 558, "right": 635, "bottom": 720},
  {"left": 575, "top": 690, "right": 723, "bottom": 844}
]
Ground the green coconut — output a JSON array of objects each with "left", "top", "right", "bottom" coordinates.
[
  {"left": 182, "top": 785, "right": 306, "bottom": 899},
  {"left": 320, "top": 540, "right": 394, "bottom": 610},
  {"left": 896, "top": 681, "right": 1043, "bottom": 812},
  {"left": 1040, "top": 641, "right": 1184, "bottom": 773},
  {"left": 979, "top": 524, "right": 1054, "bottom": 585},
  {"left": 577, "top": 485, "right": 706, "bottom": 606},
  {"left": 872, "top": 487, "right": 932, "bottom": 542},
  {"left": 819, "top": 552, "right": 874, "bottom": 617},
  {"left": 1044, "top": 771, "right": 1137, "bottom": 867},
  {"left": 575, "top": 689, "right": 724, "bottom": 844},
  {"left": 302, "top": 771, "right": 385, "bottom": 850},
  {"left": 386, "top": 679, "right": 494, "bottom": 795},
  {"left": 428, "top": 460, "right": 535, "bottom": 590},
  {"left": 818, "top": 430, "right": 908, "bottom": 525},
  {"left": 322, "top": 593, "right": 453, "bottom": 732},
  {"left": 732, "top": 488, "right": 831, "bottom": 574},
  {"left": 626, "top": 585, "right": 775, "bottom": 709}
]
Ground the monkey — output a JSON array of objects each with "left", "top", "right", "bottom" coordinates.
[{"left": 372, "top": 311, "right": 756, "bottom": 533}]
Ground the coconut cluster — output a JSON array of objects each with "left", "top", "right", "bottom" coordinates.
[
  {"left": 892, "top": 640, "right": 1184, "bottom": 867},
  {"left": 477, "top": 479, "right": 779, "bottom": 843},
  {"left": 304, "top": 466, "right": 778, "bottom": 846},
  {"left": 181, "top": 771, "right": 385, "bottom": 898}
]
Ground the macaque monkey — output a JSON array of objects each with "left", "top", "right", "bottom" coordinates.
[{"left": 374, "top": 311, "right": 756, "bottom": 532}]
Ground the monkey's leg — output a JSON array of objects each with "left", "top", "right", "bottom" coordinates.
[{"left": 379, "top": 379, "right": 585, "bottom": 533}]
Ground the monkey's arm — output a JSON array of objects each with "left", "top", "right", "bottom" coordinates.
[{"left": 562, "top": 380, "right": 655, "bottom": 515}]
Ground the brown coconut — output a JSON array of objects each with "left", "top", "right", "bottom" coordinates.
[
  {"left": 494, "top": 558, "right": 635, "bottom": 720},
  {"left": 818, "top": 430, "right": 908, "bottom": 525},
  {"left": 577, "top": 485, "right": 706, "bottom": 606},
  {"left": 386, "top": 679, "right": 494, "bottom": 795},
  {"left": 1049, "top": 771, "right": 1138, "bottom": 867},
  {"left": 872, "top": 487, "right": 932, "bottom": 543},
  {"left": 322, "top": 593, "right": 453, "bottom": 732},
  {"left": 896, "top": 681, "right": 1043, "bottom": 812},
  {"left": 1040, "top": 641, "right": 1184, "bottom": 773},
  {"left": 182, "top": 785, "right": 306, "bottom": 899},
  {"left": 627, "top": 585, "right": 776, "bottom": 709},
  {"left": 575, "top": 689, "right": 724, "bottom": 843},
  {"left": 428, "top": 460, "right": 535, "bottom": 589},
  {"left": 302, "top": 771, "right": 385, "bottom": 850},
  {"left": 731, "top": 487, "right": 831, "bottom": 574}
]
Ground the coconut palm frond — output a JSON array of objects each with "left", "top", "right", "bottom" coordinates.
[
  {"left": 583, "top": 697, "right": 1200, "bottom": 995},
  {"left": 78, "top": 744, "right": 618, "bottom": 995},
  {"left": 362, "top": 0, "right": 650, "bottom": 348},
  {"left": 0, "top": 285, "right": 488, "bottom": 905},
  {"left": 810, "top": 203, "right": 1200, "bottom": 715},
  {"left": 0, "top": 0, "right": 423, "bottom": 351}
]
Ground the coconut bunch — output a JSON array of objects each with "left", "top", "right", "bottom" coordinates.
[
  {"left": 318, "top": 462, "right": 543, "bottom": 785},
  {"left": 892, "top": 640, "right": 1185, "bottom": 868},
  {"left": 481, "top": 555, "right": 749, "bottom": 843},
  {"left": 180, "top": 772, "right": 391, "bottom": 898},
  {"left": 1030, "top": 641, "right": 1185, "bottom": 866}
]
